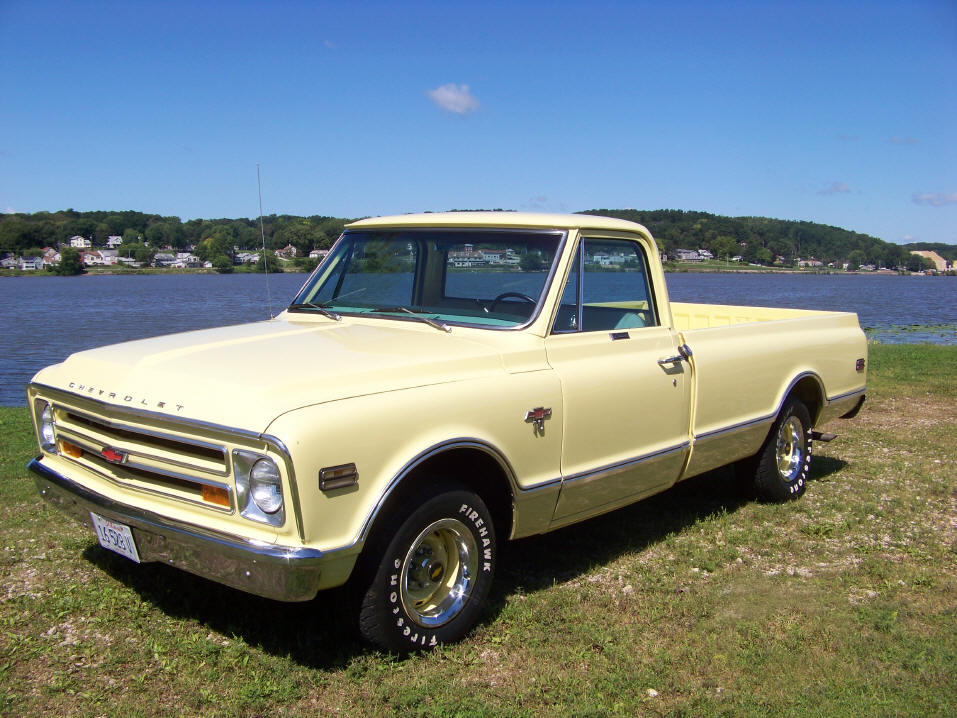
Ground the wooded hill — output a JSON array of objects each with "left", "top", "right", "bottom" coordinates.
[
  {"left": 580, "top": 209, "right": 946, "bottom": 270},
  {"left": 1, "top": 207, "right": 952, "bottom": 270}
]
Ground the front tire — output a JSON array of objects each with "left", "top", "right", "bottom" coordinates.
[
  {"left": 749, "top": 397, "right": 812, "bottom": 502},
  {"left": 356, "top": 488, "right": 496, "bottom": 652}
]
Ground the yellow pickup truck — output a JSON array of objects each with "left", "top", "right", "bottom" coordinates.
[{"left": 27, "top": 212, "right": 867, "bottom": 651}]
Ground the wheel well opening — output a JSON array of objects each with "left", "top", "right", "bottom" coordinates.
[
  {"left": 368, "top": 447, "right": 514, "bottom": 548},
  {"left": 789, "top": 376, "right": 824, "bottom": 424}
]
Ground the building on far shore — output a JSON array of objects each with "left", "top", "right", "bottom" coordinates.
[{"left": 910, "top": 250, "right": 951, "bottom": 272}]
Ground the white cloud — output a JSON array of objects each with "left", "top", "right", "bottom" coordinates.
[
  {"left": 888, "top": 136, "right": 918, "bottom": 145},
  {"left": 4, "top": 207, "right": 15, "bottom": 214},
  {"left": 427, "top": 83, "right": 479, "bottom": 116},
  {"left": 818, "top": 181, "right": 851, "bottom": 196},
  {"left": 323, "top": 40, "right": 335, "bottom": 49},
  {"left": 912, "top": 192, "right": 957, "bottom": 207}
]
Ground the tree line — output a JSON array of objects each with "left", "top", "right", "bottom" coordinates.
[
  {"left": 1, "top": 207, "right": 950, "bottom": 272},
  {"left": 580, "top": 209, "right": 942, "bottom": 270},
  {"left": 0, "top": 209, "right": 348, "bottom": 260}
]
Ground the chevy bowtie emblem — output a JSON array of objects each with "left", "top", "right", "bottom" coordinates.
[
  {"left": 524, "top": 407, "right": 552, "bottom": 435},
  {"left": 101, "top": 447, "right": 127, "bottom": 464}
]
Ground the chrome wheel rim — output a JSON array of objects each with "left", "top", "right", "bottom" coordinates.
[
  {"left": 776, "top": 416, "right": 806, "bottom": 481},
  {"left": 400, "top": 518, "right": 478, "bottom": 628}
]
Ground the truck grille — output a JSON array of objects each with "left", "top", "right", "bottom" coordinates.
[{"left": 50, "top": 403, "right": 233, "bottom": 510}]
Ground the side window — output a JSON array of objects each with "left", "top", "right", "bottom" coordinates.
[{"left": 552, "top": 237, "right": 658, "bottom": 333}]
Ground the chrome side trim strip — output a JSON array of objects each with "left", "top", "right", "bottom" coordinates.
[
  {"left": 828, "top": 387, "right": 866, "bottom": 403},
  {"left": 695, "top": 414, "right": 774, "bottom": 442},
  {"left": 356, "top": 437, "right": 524, "bottom": 544},
  {"left": 693, "top": 371, "right": 829, "bottom": 443},
  {"left": 562, "top": 442, "right": 692, "bottom": 485}
]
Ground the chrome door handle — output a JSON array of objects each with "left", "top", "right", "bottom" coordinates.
[
  {"left": 657, "top": 354, "right": 684, "bottom": 365},
  {"left": 657, "top": 344, "right": 693, "bottom": 366}
]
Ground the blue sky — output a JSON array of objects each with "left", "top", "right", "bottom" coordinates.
[{"left": 2, "top": 0, "right": 955, "bottom": 244}]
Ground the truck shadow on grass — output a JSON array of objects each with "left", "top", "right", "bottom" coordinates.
[
  {"left": 495, "top": 456, "right": 847, "bottom": 597},
  {"left": 83, "top": 457, "right": 846, "bottom": 668}
]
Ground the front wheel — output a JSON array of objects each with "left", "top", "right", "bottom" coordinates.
[
  {"left": 746, "top": 397, "right": 812, "bottom": 502},
  {"left": 356, "top": 488, "right": 496, "bottom": 652}
]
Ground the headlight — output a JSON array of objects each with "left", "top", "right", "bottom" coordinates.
[
  {"left": 233, "top": 450, "right": 284, "bottom": 526},
  {"left": 35, "top": 399, "right": 56, "bottom": 453},
  {"left": 250, "top": 458, "right": 283, "bottom": 514}
]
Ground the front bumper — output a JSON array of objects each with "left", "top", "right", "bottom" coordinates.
[{"left": 28, "top": 457, "right": 356, "bottom": 602}]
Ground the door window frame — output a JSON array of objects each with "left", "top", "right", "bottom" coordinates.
[{"left": 550, "top": 235, "right": 660, "bottom": 335}]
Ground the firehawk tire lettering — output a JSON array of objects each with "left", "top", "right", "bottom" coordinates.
[{"left": 357, "top": 488, "right": 497, "bottom": 652}]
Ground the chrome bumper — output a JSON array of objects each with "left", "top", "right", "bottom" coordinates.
[{"left": 28, "top": 457, "right": 353, "bottom": 602}]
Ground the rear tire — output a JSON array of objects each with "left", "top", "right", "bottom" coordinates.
[
  {"left": 355, "top": 488, "right": 496, "bottom": 652},
  {"left": 748, "top": 397, "right": 812, "bottom": 502}
]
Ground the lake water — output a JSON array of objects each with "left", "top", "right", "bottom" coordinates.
[{"left": 1, "top": 272, "right": 954, "bottom": 407}]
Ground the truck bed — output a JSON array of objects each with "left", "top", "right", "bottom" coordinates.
[
  {"left": 671, "top": 301, "right": 836, "bottom": 329},
  {"left": 671, "top": 302, "right": 867, "bottom": 480}
]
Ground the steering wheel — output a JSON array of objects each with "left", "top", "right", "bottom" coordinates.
[{"left": 489, "top": 292, "right": 536, "bottom": 312}]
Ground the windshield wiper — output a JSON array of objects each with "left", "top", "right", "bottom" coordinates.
[
  {"left": 371, "top": 306, "right": 451, "bottom": 333},
  {"left": 288, "top": 301, "right": 341, "bottom": 321}
]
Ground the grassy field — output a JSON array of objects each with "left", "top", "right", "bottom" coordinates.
[{"left": 1, "top": 345, "right": 954, "bottom": 716}]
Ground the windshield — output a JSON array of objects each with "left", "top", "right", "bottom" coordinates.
[{"left": 289, "top": 229, "right": 565, "bottom": 328}]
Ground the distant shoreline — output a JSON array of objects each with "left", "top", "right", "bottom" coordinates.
[{"left": 0, "top": 265, "right": 952, "bottom": 279}]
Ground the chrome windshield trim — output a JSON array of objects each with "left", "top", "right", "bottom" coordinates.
[{"left": 289, "top": 227, "right": 569, "bottom": 333}]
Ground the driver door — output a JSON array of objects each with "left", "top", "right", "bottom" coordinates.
[{"left": 544, "top": 235, "right": 692, "bottom": 523}]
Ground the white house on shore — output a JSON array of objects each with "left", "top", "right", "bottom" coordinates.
[
  {"left": 18, "top": 256, "right": 44, "bottom": 270},
  {"left": 674, "top": 249, "right": 703, "bottom": 262},
  {"left": 69, "top": 236, "right": 92, "bottom": 249}
]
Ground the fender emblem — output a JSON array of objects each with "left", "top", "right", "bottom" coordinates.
[
  {"left": 101, "top": 447, "right": 127, "bottom": 464},
  {"left": 524, "top": 407, "right": 552, "bottom": 435}
]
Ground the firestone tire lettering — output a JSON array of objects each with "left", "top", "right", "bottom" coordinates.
[
  {"left": 751, "top": 397, "right": 812, "bottom": 502},
  {"left": 356, "top": 487, "right": 496, "bottom": 653}
]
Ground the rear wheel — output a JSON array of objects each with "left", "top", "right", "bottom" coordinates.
[
  {"left": 356, "top": 488, "right": 496, "bottom": 652},
  {"left": 747, "top": 397, "right": 812, "bottom": 502}
]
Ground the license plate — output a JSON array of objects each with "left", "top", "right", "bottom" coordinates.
[{"left": 90, "top": 512, "right": 141, "bottom": 563}]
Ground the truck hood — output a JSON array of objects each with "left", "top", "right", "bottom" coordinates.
[{"left": 31, "top": 317, "right": 505, "bottom": 433}]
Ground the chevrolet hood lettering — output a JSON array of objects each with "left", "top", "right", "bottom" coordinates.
[{"left": 66, "top": 382, "right": 184, "bottom": 412}]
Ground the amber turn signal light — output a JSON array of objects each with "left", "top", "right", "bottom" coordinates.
[
  {"left": 58, "top": 439, "right": 83, "bottom": 458},
  {"left": 201, "top": 485, "right": 231, "bottom": 508}
]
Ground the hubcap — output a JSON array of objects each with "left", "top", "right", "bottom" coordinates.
[
  {"left": 776, "top": 416, "right": 806, "bottom": 481},
  {"left": 400, "top": 518, "right": 478, "bottom": 628}
]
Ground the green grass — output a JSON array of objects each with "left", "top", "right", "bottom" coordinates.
[{"left": 2, "top": 344, "right": 955, "bottom": 716}]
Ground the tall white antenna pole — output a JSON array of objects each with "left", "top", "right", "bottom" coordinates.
[{"left": 257, "top": 163, "right": 274, "bottom": 318}]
